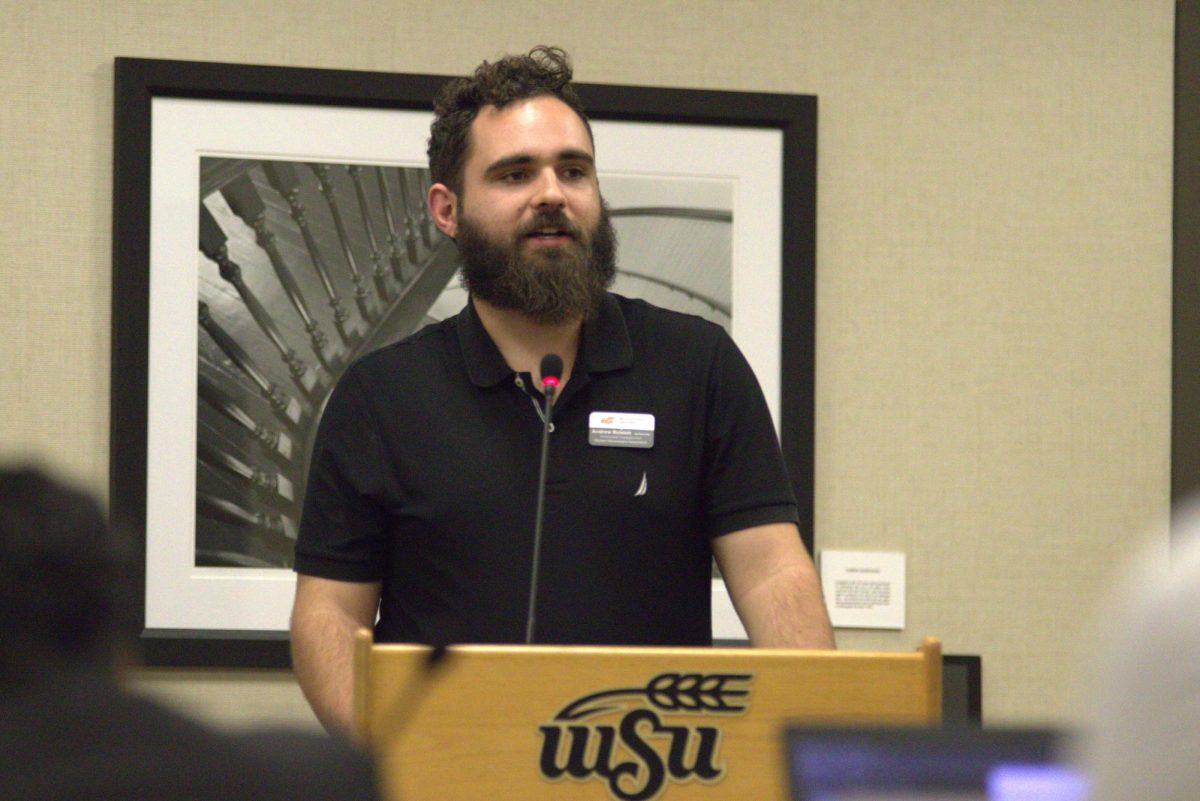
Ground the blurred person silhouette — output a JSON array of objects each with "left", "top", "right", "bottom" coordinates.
[
  {"left": 0, "top": 465, "right": 380, "bottom": 801},
  {"left": 1079, "top": 499, "right": 1200, "bottom": 801}
]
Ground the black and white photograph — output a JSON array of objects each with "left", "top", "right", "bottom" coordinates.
[{"left": 111, "top": 58, "right": 814, "bottom": 664}]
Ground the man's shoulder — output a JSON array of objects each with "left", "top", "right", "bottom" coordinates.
[
  {"left": 610, "top": 293, "right": 726, "bottom": 343},
  {"left": 609, "top": 293, "right": 729, "bottom": 359},
  {"left": 345, "top": 314, "right": 460, "bottom": 376}
]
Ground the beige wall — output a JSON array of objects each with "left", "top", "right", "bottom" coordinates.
[{"left": 0, "top": 0, "right": 1173, "bottom": 728}]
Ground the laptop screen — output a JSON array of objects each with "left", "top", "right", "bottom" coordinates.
[{"left": 784, "top": 727, "right": 1089, "bottom": 801}]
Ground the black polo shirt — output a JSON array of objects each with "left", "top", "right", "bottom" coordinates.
[{"left": 295, "top": 293, "right": 799, "bottom": 645}]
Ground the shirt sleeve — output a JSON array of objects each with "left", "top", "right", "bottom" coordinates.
[
  {"left": 293, "top": 366, "right": 391, "bottom": 581},
  {"left": 702, "top": 329, "right": 801, "bottom": 537}
]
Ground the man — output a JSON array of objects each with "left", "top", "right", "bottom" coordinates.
[
  {"left": 291, "top": 46, "right": 835, "bottom": 735},
  {"left": 0, "top": 466, "right": 379, "bottom": 801}
]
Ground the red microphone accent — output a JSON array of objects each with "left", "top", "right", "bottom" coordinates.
[{"left": 539, "top": 353, "right": 563, "bottom": 396}]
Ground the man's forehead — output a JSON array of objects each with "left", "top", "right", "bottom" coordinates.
[{"left": 466, "top": 96, "right": 594, "bottom": 163}]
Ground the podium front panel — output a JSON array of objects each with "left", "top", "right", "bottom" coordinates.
[{"left": 356, "top": 639, "right": 940, "bottom": 801}]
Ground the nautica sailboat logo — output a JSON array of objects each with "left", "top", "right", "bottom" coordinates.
[{"left": 634, "top": 472, "right": 647, "bottom": 497}]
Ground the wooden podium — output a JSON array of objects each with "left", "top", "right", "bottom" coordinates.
[{"left": 354, "top": 631, "right": 941, "bottom": 801}]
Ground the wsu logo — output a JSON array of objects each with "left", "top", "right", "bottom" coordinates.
[{"left": 538, "top": 672, "right": 753, "bottom": 801}]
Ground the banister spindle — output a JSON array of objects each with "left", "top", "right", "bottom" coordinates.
[
  {"left": 219, "top": 173, "right": 333, "bottom": 373},
  {"left": 347, "top": 165, "right": 392, "bottom": 302},
  {"left": 198, "top": 373, "right": 295, "bottom": 467},
  {"left": 200, "top": 204, "right": 314, "bottom": 394},
  {"left": 197, "top": 493, "right": 297, "bottom": 543},
  {"left": 375, "top": 167, "right": 410, "bottom": 281},
  {"left": 395, "top": 168, "right": 420, "bottom": 265},
  {"left": 197, "top": 435, "right": 295, "bottom": 504},
  {"left": 199, "top": 301, "right": 303, "bottom": 429},
  {"left": 399, "top": 168, "right": 431, "bottom": 253},
  {"left": 262, "top": 161, "right": 355, "bottom": 346},
  {"left": 309, "top": 163, "right": 375, "bottom": 322}
]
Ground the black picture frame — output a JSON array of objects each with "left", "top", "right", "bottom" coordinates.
[
  {"left": 1173, "top": 0, "right": 1200, "bottom": 541},
  {"left": 111, "top": 57, "right": 817, "bottom": 667}
]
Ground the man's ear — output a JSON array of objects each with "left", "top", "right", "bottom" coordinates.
[{"left": 428, "top": 183, "right": 458, "bottom": 238}]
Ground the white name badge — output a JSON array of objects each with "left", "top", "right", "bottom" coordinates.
[{"left": 588, "top": 412, "right": 655, "bottom": 448}]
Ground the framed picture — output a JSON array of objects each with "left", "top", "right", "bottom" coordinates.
[{"left": 112, "top": 57, "right": 817, "bottom": 666}]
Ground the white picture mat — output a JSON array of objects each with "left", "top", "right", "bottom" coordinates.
[
  {"left": 145, "top": 97, "right": 783, "bottom": 633},
  {"left": 711, "top": 579, "right": 750, "bottom": 640}
]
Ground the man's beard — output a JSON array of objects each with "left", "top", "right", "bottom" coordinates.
[{"left": 455, "top": 201, "right": 618, "bottom": 324}]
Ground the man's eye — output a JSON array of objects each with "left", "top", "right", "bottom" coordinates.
[{"left": 500, "top": 171, "right": 528, "bottom": 182}]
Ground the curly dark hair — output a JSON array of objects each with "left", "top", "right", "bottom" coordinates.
[{"left": 427, "top": 45, "right": 593, "bottom": 194}]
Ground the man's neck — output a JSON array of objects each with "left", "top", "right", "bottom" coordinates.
[{"left": 472, "top": 296, "right": 582, "bottom": 388}]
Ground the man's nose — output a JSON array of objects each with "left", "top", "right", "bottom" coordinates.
[{"left": 532, "top": 169, "right": 566, "bottom": 209}]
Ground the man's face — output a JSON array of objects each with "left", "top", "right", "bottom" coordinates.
[{"left": 448, "top": 95, "right": 616, "bottom": 323}]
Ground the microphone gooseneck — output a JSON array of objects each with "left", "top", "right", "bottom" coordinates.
[{"left": 525, "top": 353, "right": 563, "bottom": 644}]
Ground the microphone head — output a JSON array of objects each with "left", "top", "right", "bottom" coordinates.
[{"left": 540, "top": 353, "right": 563, "bottom": 389}]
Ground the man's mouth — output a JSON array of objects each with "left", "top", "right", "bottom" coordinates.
[
  {"left": 522, "top": 222, "right": 579, "bottom": 248},
  {"left": 522, "top": 212, "right": 580, "bottom": 243},
  {"left": 527, "top": 227, "right": 571, "bottom": 240}
]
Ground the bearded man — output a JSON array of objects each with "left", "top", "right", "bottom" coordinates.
[{"left": 290, "top": 46, "right": 835, "bottom": 736}]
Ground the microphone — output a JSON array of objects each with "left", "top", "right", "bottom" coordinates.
[
  {"left": 525, "top": 353, "right": 563, "bottom": 644},
  {"left": 377, "top": 642, "right": 451, "bottom": 743}
]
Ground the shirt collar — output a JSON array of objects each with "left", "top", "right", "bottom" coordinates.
[{"left": 456, "top": 293, "right": 633, "bottom": 388}]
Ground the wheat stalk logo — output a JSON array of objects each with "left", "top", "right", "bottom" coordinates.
[{"left": 555, "top": 672, "right": 751, "bottom": 721}]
